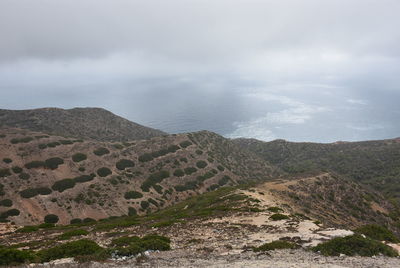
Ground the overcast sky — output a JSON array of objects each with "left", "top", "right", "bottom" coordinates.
[{"left": 0, "top": 0, "right": 399, "bottom": 142}]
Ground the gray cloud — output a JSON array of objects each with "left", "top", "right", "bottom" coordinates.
[{"left": 0, "top": 0, "right": 399, "bottom": 142}]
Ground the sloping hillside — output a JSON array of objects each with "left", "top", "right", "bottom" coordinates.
[
  {"left": 0, "top": 108, "right": 166, "bottom": 141},
  {"left": 233, "top": 138, "right": 400, "bottom": 201},
  {"left": 0, "top": 128, "right": 275, "bottom": 225}
]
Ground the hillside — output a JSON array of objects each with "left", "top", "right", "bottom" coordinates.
[
  {"left": 233, "top": 138, "right": 400, "bottom": 202},
  {"left": 0, "top": 108, "right": 166, "bottom": 141},
  {"left": 0, "top": 128, "right": 275, "bottom": 225}
]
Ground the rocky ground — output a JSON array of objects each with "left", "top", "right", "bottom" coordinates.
[
  {"left": 7, "top": 187, "right": 400, "bottom": 267},
  {"left": 24, "top": 249, "right": 400, "bottom": 268}
]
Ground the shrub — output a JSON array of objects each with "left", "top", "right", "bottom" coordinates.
[
  {"left": 167, "top": 145, "right": 180, "bottom": 153},
  {"left": 208, "top": 184, "right": 219, "bottom": 191},
  {"left": 141, "top": 201, "right": 149, "bottom": 210},
  {"left": 38, "top": 239, "right": 103, "bottom": 262},
  {"left": 70, "top": 218, "right": 83, "bottom": 224},
  {"left": 18, "top": 173, "right": 30, "bottom": 180},
  {"left": 52, "top": 179, "right": 76, "bottom": 192},
  {"left": 28, "top": 186, "right": 50, "bottom": 196},
  {"left": 267, "top": 207, "right": 283, "bottom": 213},
  {"left": 83, "top": 218, "right": 96, "bottom": 223},
  {"left": 1, "top": 209, "right": 20, "bottom": 217},
  {"left": 2, "top": 158, "right": 12, "bottom": 164},
  {"left": 16, "top": 225, "right": 39, "bottom": 233},
  {"left": 0, "top": 247, "right": 36, "bottom": 266},
  {"left": 217, "top": 165, "right": 225, "bottom": 171},
  {"left": 38, "top": 144, "right": 47, "bottom": 149},
  {"left": 10, "top": 137, "right": 33, "bottom": 144},
  {"left": 254, "top": 240, "right": 297, "bottom": 252},
  {"left": 12, "top": 166, "right": 22, "bottom": 174},
  {"left": 128, "top": 207, "right": 137, "bottom": 216},
  {"left": 355, "top": 224, "right": 400, "bottom": 243},
  {"left": 58, "top": 229, "right": 89, "bottom": 240},
  {"left": 0, "top": 183, "right": 4, "bottom": 196},
  {"left": 0, "top": 199, "right": 13, "bottom": 207},
  {"left": 174, "top": 181, "right": 198, "bottom": 192},
  {"left": 45, "top": 157, "right": 64, "bottom": 170},
  {"left": 0, "top": 168, "right": 11, "bottom": 177},
  {"left": 93, "top": 147, "right": 110, "bottom": 156},
  {"left": 270, "top": 213, "right": 290, "bottom": 221},
  {"left": 179, "top": 140, "right": 192, "bottom": 148},
  {"left": 74, "top": 174, "right": 95, "bottom": 183},
  {"left": 47, "top": 141, "right": 61, "bottom": 148},
  {"left": 44, "top": 214, "right": 59, "bottom": 224},
  {"left": 173, "top": 169, "right": 184, "bottom": 177},
  {"left": 97, "top": 167, "right": 112, "bottom": 177},
  {"left": 148, "top": 198, "right": 158, "bottom": 207},
  {"left": 138, "top": 153, "right": 153, "bottom": 162},
  {"left": 312, "top": 235, "right": 398, "bottom": 257},
  {"left": 72, "top": 153, "right": 87, "bottom": 163},
  {"left": 25, "top": 161, "right": 45, "bottom": 169},
  {"left": 112, "top": 144, "right": 124, "bottom": 150},
  {"left": 196, "top": 160, "right": 208, "bottom": 169},
  {"left": 110, "top": 234, "right": 170, "bottom": 257},
  {"left": 153, "top": 184, "right": 163, "bottom": 194},
  {"left": 116, "top": 159, "right": 135, "bottom": 170},
  {"left": 124, "top": 191, "right": 143, "bottom": 199},
  {"left": 218, "top": 175, "right": 231, "bottom": 186},
  {"left": 59, "top": 140, "right": 73, "bottom": 145},
  {"left": 20, "top": 188, "right": 39, "bottom": 198},
  {"left": 141, "top": 170, "right": 170, "bottom": 192},
  {"left": 184, "top": 167, "right": 197, "bottom": 175}
]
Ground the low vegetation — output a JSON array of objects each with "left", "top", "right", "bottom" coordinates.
[
  {"left": 72, "top": 153, "right": 87, "bottom": 162},
  {"left": 354, "top": 224, "right": 400, "bottom": 243},
  {"left": 93, "top": 147, "right": 110, "bottom": 156},
  {"left": 116, "top": 159, "right": 135, "bottom": 170},
  {"left": 312, "top": 235, "right": 398, "bottom": 257}
]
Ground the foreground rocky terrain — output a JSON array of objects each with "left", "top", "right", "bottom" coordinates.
[
  {"left": 4, "top": 185, "right": 400, "bottom": 267},
  {"left": 1, "top": 107, "right": 400, "bottom": 267}
]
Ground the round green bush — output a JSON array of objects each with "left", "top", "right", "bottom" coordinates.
[
  {"left": 45, "top": 157, "right": 64, "bottom": 170},
  {"left": 83, "top": 218, "right": 96, "bottom": 223},
  {"left": 97, "top": 167, "right": 112, "bottom": 177},
  {"left": 37, "top": 187, "right": 52, "bottom": 195},
  {"left": 269, "top": 213, "right": 290, "bottom": 221},
  {"left": 2, "top": 209, "right": 20, "bottom": 217},
  {"left": 196, "top": 160, "right": 208, "bottom": 169},
  {"left": 138, "top": 153, "right": 153, "bottom": 162},
  {"left": 116, "top": 159, "right": 135, "bottom": 170},
  {"left": 72, "top": 153, "right": 87, "bottom": 162},
  {"left": 124, "top": 191, "right": 143, "bottom": 200},
  {"left": 0, "top": 199, "right": 13, "bottom": 207},
  {"left": 25, "top": 161, "right": 45, "bottom": 169},
  {"left": 93, "top": 147, "right": 110, "bottom": 156},
  {"left": 173, "top": 169, "right": 184, "bottom": 177},
  {"left": 140, "top": 201, "right": 149, "bottom": 210},
  {"left": 128, "top": 207, "right": 137, "bottom": 216},
  {"left": 179, "top": 140, "right": 192, "bottom": 148},
  {"left": 70, "top": 218, "right": 83, "bottom": 224},
  {"left": 2, "top": 158, "right": 12, "bottom": 164},
  {"left": 12, "top": 166, "right": 23, "bottom": 174},
  {"left": 20, "top": 188, "right": 39, "bottom": 198},
  {"left": 44, "top": 214, "right": 59, "bottom": 224},
  {"left": 184, "top": 167, "right": 197, "bottom": 175},
  {"left": 52, "top": 179, "right": 76, "bottom": 192},
  {"left": 74, "top": 174, "right": 95, "bottom": 183}
]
